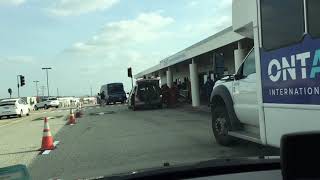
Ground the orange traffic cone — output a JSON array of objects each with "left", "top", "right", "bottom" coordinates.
[
  {"left": 67, "top": 109, "right": 76, "bottom": 125},
  {"left": 40, "top": 117, "right": 55, "bottom": 150}
]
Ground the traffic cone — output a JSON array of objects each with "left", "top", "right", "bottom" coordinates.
[
  {"left": 67, "top": 108, "right": 76, "bottom": 125},
  {"left": 40, "top": 117, "right": 55, "bottom": 151}
]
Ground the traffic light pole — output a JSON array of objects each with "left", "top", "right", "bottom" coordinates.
[
  {"left": 17, "top": 75, "right": 20, "bottom": 98},
  {"left": 131, "top": 77, "right": 134, "bottom": 89},
  {"left": 46, "top": 69, "right": 50, "bottom": 97}
]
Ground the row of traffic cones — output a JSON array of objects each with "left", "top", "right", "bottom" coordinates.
[
  {"left": 40, "top": 105, "right": 84, "bottom": 151},
  {"left": 68, "top": 103, "right": 84, "bottom": 125},
  {"left": 67, "top": 109, "right": 76, "bottom": 125},
  {"left": 39, "top": 110, "right": 76, "bottom": 151}
]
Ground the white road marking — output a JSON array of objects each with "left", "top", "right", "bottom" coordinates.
[
  {"left": 54, "top": 141, "right": 60, "bottom": 146},
  {"left": 42, "top": 150, "right": 51, "bottom": 155},
  {"left": 41, "top": 141, "right": 60, "bottom": 155}
]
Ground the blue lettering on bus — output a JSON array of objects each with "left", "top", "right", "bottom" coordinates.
[{"left": 261, "top": 35, "right": 320, "bottom": 105}]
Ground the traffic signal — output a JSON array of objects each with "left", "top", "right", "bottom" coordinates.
[
  {"left": 128, "top": 67, "right": 132, "bottom": 78},
  {"left": 20, "top": 76, "right": 25, "bottom": 87}
]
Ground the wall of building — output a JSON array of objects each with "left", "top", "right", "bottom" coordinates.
[{"left": 160, "top": 70, "right": 167, "bottom": 86}]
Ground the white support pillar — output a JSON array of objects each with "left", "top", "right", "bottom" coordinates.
[
  {"left": 166, "top": 67, "right": 173, "bottom": 88},
  {"left": 189, "top": 59, "right": 200, "bottom": 107},
  {"left": 234, "top": 41, "right": 246, "bottom": 73}
]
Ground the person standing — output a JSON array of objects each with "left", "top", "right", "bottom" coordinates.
[
  {"left": 204, "top": 77, "right": 214, "bottom": 105},
  {"left": 100, "top": 91, "right": 106, "bottom": 106}
]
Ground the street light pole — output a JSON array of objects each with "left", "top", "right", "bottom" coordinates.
[
  {"left": 40, "top": 86, "right": 46, "bottom": 97},
  {"left": 33, "top": 81, "right": 39, "bottom": 97},
  {"left": 17, "top": 75, "right": 21, "bottom": 97},
  {"left": 42, "top": 67, "right": 52, "bottom": 98}
]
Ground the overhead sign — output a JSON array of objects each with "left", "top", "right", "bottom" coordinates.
[{"left": 260, "top": 35, "right": 320, "bottom": 104}]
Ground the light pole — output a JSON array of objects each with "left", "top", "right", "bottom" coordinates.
[
  {"left": 40, "top": 85, "right": 46, "bottom": 97},
  {"left": 42, "top": 67, "right": 52, "bottom": 97},
  {"left": 57, "top": 88, "right": 59, "bottom": 97},
  {"left": 33, "top": 80, "right": 39, "bottom": 97},
  {"left": 17, "top": 75, "right": 22, "bottom": 97}
]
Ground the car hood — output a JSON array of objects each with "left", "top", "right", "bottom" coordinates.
[{"left": 78, "top": 156, "right": 280, "bottom": 180}]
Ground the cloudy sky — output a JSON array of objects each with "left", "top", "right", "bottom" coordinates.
[{"left": 0, "top": 0, "right": 232, "bottom": 98}]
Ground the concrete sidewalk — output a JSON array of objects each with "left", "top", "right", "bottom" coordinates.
[{"left": 177, "top": 103, "right": 211, "bottom": 114}]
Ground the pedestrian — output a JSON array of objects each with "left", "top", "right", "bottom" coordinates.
[
  {"left": 100, "top": 91, "right": 106, "bottom": 106},
  {"left": 204, "top": 77, "right": 214, "bottom": 106},
  {"left": 186, "top": 78, "right": 192, "bottom": 103}
]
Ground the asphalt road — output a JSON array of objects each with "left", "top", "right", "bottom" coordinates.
[
  {"left": 0, "top": 108, "right": 69, "bottom": 168},
  {"left": 28, "top": 104, "right": 279, "bottom": 179}
]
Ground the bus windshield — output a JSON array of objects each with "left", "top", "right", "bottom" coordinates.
[
  {"left": 108, "top": 84, "right": 124, "bottom": 94},
  {"left": 307, "top": 0, "right": 320, "bottom": 38},
  {"left": 260, "top": 0, "right": 304, "bottom": 51}
]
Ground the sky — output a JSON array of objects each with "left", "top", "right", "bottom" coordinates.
[{"left": 0, "top": 0, "right": 232, "bottom": 98}]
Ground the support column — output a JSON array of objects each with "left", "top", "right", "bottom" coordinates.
[
  {"left": 234, "top": 41, "right": 246, "bottom": 73},
  {"left": 166, "top": 67, "right": 173, "bottom": 88},
  {"left": 189, "top": 59, "right": 200, "bottom": 107}
]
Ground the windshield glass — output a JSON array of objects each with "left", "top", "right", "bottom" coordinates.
[
  {"left": 108, "top": 84, "right": 124, "bottom": 94},
  {"left": 0, "top": 101, "right": 16, "bottom": 106},
  {"left": 260, "top": 0, "right": 304, "bottom": 51},
  {"left": 307, "top": 0, "right": 320, "bottom": 38},
  {"left": 6, "top": 0, "right": 318, "bottom": 179}
]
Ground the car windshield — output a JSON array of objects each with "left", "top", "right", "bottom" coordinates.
[{"left": 3, "top": 0, "right": 319, "bottom": 179}]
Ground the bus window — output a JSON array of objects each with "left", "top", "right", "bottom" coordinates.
[
  {"left": 261, "top": 0, "right": 304, "bottom": 51},
  {"left": 307, "top": 0, "right": 320, "bottom": 38}
]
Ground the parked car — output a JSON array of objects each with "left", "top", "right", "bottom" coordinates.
[
  {"left": 34, "top": 97, "right": 59, "bottom": 110},
  {"left": 0, "top": 98, "right": 30, "bottom": 119},
  {"left": 128, "top": 79, "right": 162, "bottom": 110},
  {"left": 100, "top": 83, "right": 127, "bottom": 105}
]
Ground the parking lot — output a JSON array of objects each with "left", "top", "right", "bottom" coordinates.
[{"left": 0, "top": 104, "right": 278, "bottom": 179}]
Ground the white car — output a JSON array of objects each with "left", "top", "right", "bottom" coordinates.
[
  {"left": 34, "top": 97, "right": 59, "bottom": 110},
  {"left": 0, "top": 98, "right": 30, "bottom": 119}
]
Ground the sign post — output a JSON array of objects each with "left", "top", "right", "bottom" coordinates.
[{"left": 128, "top": 67, "right": 133, "bottom": 89}]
